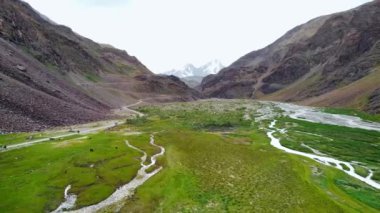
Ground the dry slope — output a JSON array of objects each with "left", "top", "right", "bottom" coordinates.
[
  {"left": 200, "top": 0, "right": 380, "bottom": 113},
  {"left": 0, "top": 0, "right": 199, "bottom": 132}
]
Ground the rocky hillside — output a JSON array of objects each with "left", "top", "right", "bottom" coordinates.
[
  {"left": 200, "top": 0, "right": 380, "bottom": 113},
  {"left": 0, "top": 0, "right": 199, "bottom": 132}
]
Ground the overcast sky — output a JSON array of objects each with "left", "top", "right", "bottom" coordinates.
[{"left": 24, "top": 0, "right": 371, "bottom": 73}]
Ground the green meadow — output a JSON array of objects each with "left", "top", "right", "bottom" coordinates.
[{"left": 0, "top": 100, "right": 379, "bottom": 212}]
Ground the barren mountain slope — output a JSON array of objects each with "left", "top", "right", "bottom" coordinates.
[
  {"left": 0, "top": 0, "right": 199, "bottom": 132},
  {"left": 200, "top": 0, "right": 380, "bottom": 113}
]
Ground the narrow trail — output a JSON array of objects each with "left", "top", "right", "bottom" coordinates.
[
  {"left": 126, "top": 100, "right": 144, "bottom": 108},
  {"left": 1, "top": 100, "right": 145, "bottom": 152},
  {"left": 54, "top": 135, "right": 165, "bottom": 213},
  {"left": 267, "top": 120, "right": 380, "bottom": 189},
  {"left": 1, "top": 122, "right": 117, "bottom": 152},
  {"left": 120, "top": 100, "right": 145, "bottom": 117}
]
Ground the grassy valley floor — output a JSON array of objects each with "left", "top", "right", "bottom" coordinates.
[{"left": 0, "top": 100, "right": 379, "bottom": 212}]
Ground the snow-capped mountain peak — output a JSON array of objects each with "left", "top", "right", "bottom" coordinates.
[
  {"left": 200, "top": 60, "right": 224, "bottom": 76},
  {"left": 164, "top": 60, "right": 224, "bottom": 78}
]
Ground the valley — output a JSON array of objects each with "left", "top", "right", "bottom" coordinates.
[
  {"left": 1, "top": 99, "right": 380, "bottom": 212},
  {"left": 1, "top": 0, "right": 380, "bottom": 212}
]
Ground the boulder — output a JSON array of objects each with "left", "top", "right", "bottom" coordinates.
[{"left": 16, "top": 65, "right": 27, "bottom": 72}]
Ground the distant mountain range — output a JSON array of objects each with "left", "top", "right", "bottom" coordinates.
[
  {"left": 164, "top": 60, "right": 224, "bottom": 87},
  {"left": 201, "top": 0, "right": 380, "bottom": 114}
]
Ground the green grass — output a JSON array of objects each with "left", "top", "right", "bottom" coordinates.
[
  {"left": 85, "top": 73, "right": 101, "bottom": 82},
  {"left": 341, "top": 163, "right": 350, "bottom": 171},
  {"left": 138, "top": 102, "right": 252, "bottom": 131},
  {"left": 336, "top": 178, "right": 380, "bottom": 210},
  {"left": 0, "top": 132, "right": 52, "bottom": 146},
  {"left": 353, "top": 165, "right": 370, "bottom": 177},
  {"left": 0, "top": 131, "right": 84, "bottom": 147},
  {"left": 1, "top": 100, "right": 380, "bottom": 212},
  {"left": 0, "top": 132, "right": 31, "bottom": 146},
  {"left": 118, "top": 128, "right": 377, "bottom": 212},
  {"left": 0, "top": 131, "right": 147, "bottom": 212}
]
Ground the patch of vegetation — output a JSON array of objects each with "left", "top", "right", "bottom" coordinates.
[
  {"left": 139, "top": 103, "right": 252, "bottom": 131},
  {"left": 372, "top": 170, "right": 380, "bottom": 181},
  {"left": 126, "top": 116, "right": 148, "bottom": 125},
  {"left": 341, "top": 163, "right": 350, "bottom": 171},
  {"left": 335, "top": 178, "right": 380, "bottom": 210},
  {"left": 0, "top": 132, "right": 32, "bottom": 146},
  {"left": 353, "top": 165, "right": 370, "bottom": 177},
  {"left": 45, "top": 62, "right": 59, "bottom": 71},
  {"left": 116, "top": 63, "right": 138, "bottom": 76},
  {"left": 0, "top": 131, "right": 79, "bottom": 146},
  {"left": 85, "top": 73, "right": 101, "bottom": 82}
]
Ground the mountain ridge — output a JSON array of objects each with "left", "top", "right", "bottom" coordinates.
[
  {"left": 200, "top": 0, "right": 380, "bottom": 113},
  {"left": 0, "top": 0, "right": 199, "bottom": 132}
]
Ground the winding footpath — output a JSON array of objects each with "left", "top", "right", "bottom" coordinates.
[
  {"left": 118, "top": 100, "right": 145, "bottom": 117},
  {"left": 1, "top": 121, "right": 117, "bottom": 152},
  {"left": 52, "top": 135, "right": 165, "bottom": 213},
  {"left": 267, "top": 120, "right": 380, "bottom": 189},
  {"left": 1, "top": 100, "right": 145, "bottom": 153}
]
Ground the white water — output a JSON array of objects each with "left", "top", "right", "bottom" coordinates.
[
  {"left": 267, "top": 120, "right": 380, "bottom": 189},
  {"left": 276, "top": 102, "right": 380, "bottom": 132},
  {"left": 65, "top": 135, "right": 165, "bottom": 212},
  {"left": 51, "top": 185, "right": 77, "bottom": 213}
]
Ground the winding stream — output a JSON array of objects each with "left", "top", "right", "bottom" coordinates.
[
  {"left": 51, "top": 185, "right": 77, "bottom": 213},
  {"left": 53, "top": 135, "right": 165, "bottom": 212},
  {"left": 267, "top": 120, "right": 380, "bottom": 189}
]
